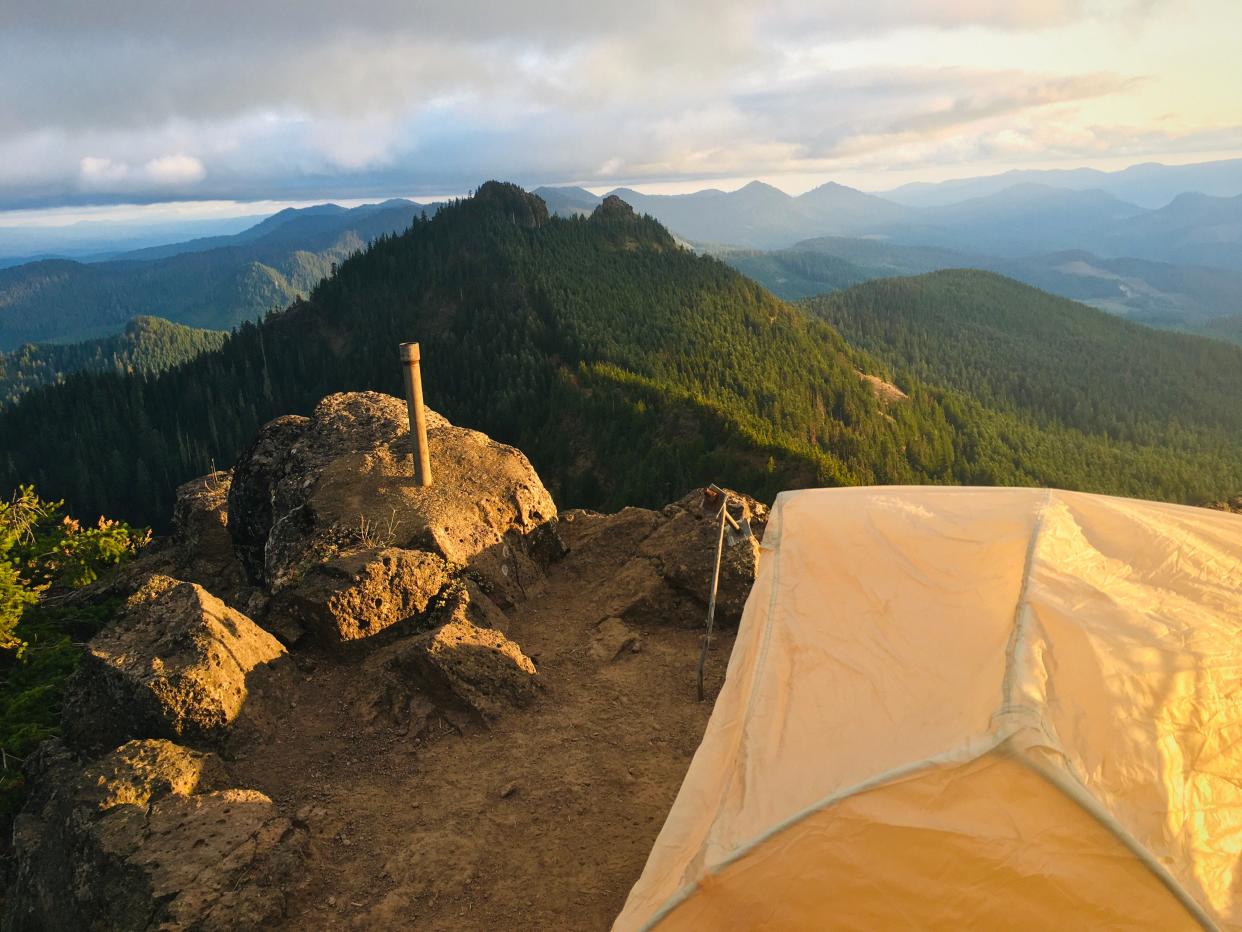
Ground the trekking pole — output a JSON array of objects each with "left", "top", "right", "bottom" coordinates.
[{"left": 697, "top": 497, "right": 731, "bottom": 701}]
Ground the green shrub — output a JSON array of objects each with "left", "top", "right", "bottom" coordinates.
[{"left": 0, "top": 487, "right": 148, "bottom": 816}]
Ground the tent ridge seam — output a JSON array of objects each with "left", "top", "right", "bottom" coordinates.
[
  {"left": 1009, "top": 751, "right": 1217, "bottom": 931},
  {"left": 998, "top": 488, "right": 1053, "bottom": 719}
]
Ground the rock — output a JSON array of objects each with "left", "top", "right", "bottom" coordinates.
[
  {"left": 61, "top": 575, "right": 286, "bottom": 752},
  {"left": 348, "top": 584, "right": 515, "bottom": 736},
  {"left": 170, "top": 470, "right": 253, "bottom": 609},
  {"left": 227, "top": 414, "right": 311, "bottom": 584},
  {"left": 79, "top": 739, "right": 231, "bottom": 810},
  {"left": 270, "top": 546, "right": 453, "bottom": 646},
  {"left": 560, "top": 488, "right": 767, "bottom": 629},
  {"left": 5, "top": 740, "right": 305, "bottom": 932},
  {"left": 227, "top": 392, "right": 560, "bottom": 606},
  {"left": 647, "top": 489, "right": 764, "bottom": 628},
  {"left": 499, "top": 782, "right": 518, "bottom": 799},
  {"left": 408, "top": 617, "right": 539, "bottom": 721},
  {"left": 589, "top": 617, "right": 642, "bottom": 662}
]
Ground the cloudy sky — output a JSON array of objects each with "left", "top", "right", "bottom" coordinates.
[{"left": 3, "top": 0, "right": 1241, "bottom": 219}]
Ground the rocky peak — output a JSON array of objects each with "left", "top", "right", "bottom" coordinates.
[{"left": 9, "top": 392, "right": 770, "bottom": 930}]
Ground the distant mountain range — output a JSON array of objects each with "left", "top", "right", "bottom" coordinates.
[
  {"left": 536, "top": 176, "right": 1242, "bottom": 271},
  {"left": 0, "top": 199, "right": 435, "bottom": 349},
  {"left": 3, "top": 157, "right": 1241, "bottom": 357},
  {"left": 0, "top": 214, "right": 268, "bottom": 268},
  {"left": 881, "top": 157, "right": 1242, "bottom": 209}
]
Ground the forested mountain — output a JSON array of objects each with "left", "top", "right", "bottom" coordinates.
[
  {"left": 725, "top": 237, "right": 1242, "bottom": 339},
  {"left": 0, "top": 199, "right": 434, "bottom": 349},
  {"left": 3, "top": 184, "right": 1242, "bottom": 533},
  {"left": 806, "top": 271, "right": 1242, "bottom": 465},
  {"left": 0, "top": 316, "right": 226, "bottom": 406},
  {"left": 716, "top": 248, "right": 879, "bottom": 300}
]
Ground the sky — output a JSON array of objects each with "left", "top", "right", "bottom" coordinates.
[{"left": 3, "top": 0, "right": 1241, "bottom": 224}]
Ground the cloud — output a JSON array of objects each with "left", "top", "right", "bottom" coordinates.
[
  {"left": 77, "top": 153, "right": 205, "bottom": 193},
  {"left": 0, "top": 0, "right": 1234, "bottom": 209},
  {"left": 144, "top": 155, "right": 206, "bottom": 185},
  {"left": 79, "top": 157, "right": 130, "bottom": 187}
]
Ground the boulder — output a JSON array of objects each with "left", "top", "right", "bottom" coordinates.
[
  {"left": 61, "top": 575, "right": 286, "bottom": 751},
  {"left": 641, "top": 489, "right": 765, "bottom": 628},
  {"left": 170, "top": 470, "right": 254, "bottom": 611},
  {"left": 227, "top": 414, "right": 310, "bottom": 583},
  {"left": 227, "top": 392, "right": 560, "bottom": 605},
  {"left": 558, "top": 488, "right": 767, "bottom": 629},
  {"left": 79, "top": 739, "right": 231, "bottom": 810},
  {"left": 270, "top": 546, "right": 453, "bottom": 645},
  {"left": 5, "top": 740, "right": 304, "bottom": 932},
  {"left": 354, "top": 582, "right": 533, "bottom": 730},
  {"left": 408, "top": 616, "right": 539, "bottom": 721}
]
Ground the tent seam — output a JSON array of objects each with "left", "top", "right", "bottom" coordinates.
[
  {"left": 998, "top": 487, "right": 1052, "bottom": 717},
  {"left": 995, "top": 490, "right": 1216, "bottom": 931},
  {"left": 1007, "top": 749, "right": 1217, "bottom": 931}
]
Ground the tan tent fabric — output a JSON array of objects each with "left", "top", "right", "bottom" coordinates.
[{"left": 613, "top": 487, "right": 1242, "bottom": 931}]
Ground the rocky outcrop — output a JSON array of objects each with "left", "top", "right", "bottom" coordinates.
[
  {"left": 5, "top": 740, "right": 304, "bottom": 932},
  {"left": 227, "top": 392, "right": 560, "bottom": 606},
  {"left": 61, "top": 576, "right": 286, "bottom": 751},
  {"left": 270, "top": 546, "right": 454, "bottom": 645},
  {"left": 170, "top": 470, "right": 255, "bottom": 611},
  {"left": 9, "top": 386, "right": 776, "bottom": 930},
  {"left": 557, "top": 488, "right": 767, "bottom": 630}
]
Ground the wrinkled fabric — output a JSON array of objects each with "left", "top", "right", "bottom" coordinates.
[{"left": 614, "top": 487, "right": 1242, "bottom": 931}]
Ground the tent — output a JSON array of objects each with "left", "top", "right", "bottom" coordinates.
[{"left": 614, "top": 487, "right": 1242, "bottom": 931}]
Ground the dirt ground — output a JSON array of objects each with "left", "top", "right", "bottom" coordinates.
[{"left": 229, "top": 512, "right": 734, "bottom": 931}]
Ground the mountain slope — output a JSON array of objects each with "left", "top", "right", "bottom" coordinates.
[
  {"left": 1097, "top": 192, "right": 1242, "bottom": 271},
  {"left": 0, "top": 200, "right": 435, "bottom": 349},
  {"left": 0, "top": 315, "right": 226, "bottom": 406},
  {"left": 3, "top": 185, "right": 1241, "bottom": 531},
  {"left": 805, "top": 270, "right": 1242, "bottom": 450},
  {"left": 732, "top": 238, "right": 1242, "bottom": 334}
]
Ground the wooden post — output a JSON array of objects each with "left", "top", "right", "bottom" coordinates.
[{"left": 399, "top": 342, "right": 432, "bottom": 487}]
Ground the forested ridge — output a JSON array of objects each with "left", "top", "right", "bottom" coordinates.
[
  {"left": 805, "top": 271, "right": 1242, "bottom": 443},
  {"left": 2, "top": 184, "right": 1241, "bottom": 531},
  {"left": 0, "top": 316, "right": 226, "bottom": 406}
]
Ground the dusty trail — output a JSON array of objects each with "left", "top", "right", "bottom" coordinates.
[{"left": 230, "top": 512, "right": 735, "bottom": 931}]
